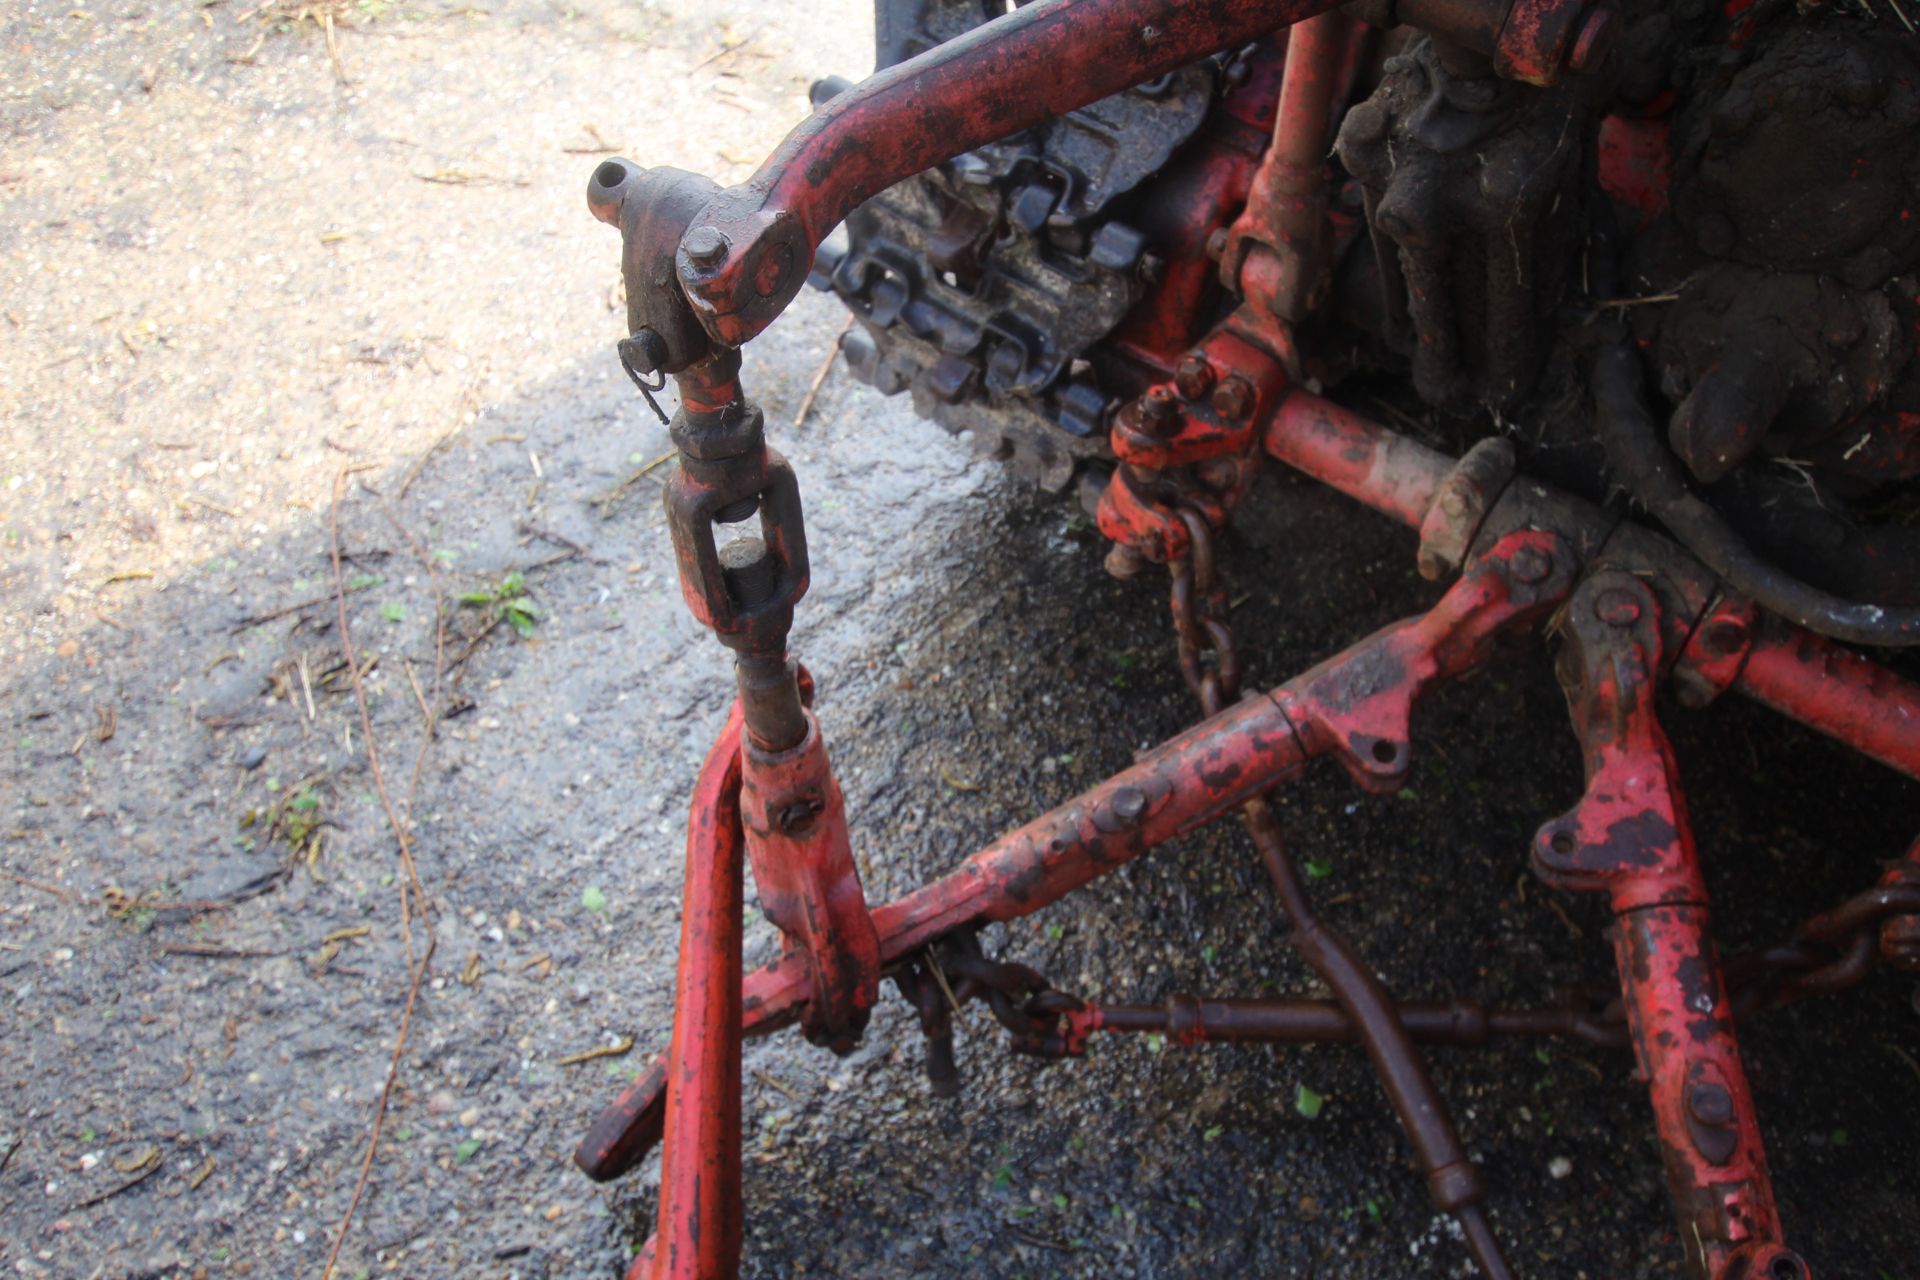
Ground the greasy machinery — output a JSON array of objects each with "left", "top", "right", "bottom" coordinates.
[{"left": 574, "top": 1, "right": 1920, "bottom": 1275}]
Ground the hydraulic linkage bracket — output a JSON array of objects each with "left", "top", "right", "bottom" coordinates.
[{"left": 1532, "top": 571, "right": 1809, "bottom": 1280}]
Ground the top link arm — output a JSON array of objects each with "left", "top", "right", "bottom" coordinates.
[{"left": 588, "top": 0, "right": 1352, "bottom": 370}]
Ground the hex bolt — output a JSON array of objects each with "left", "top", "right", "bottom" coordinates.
[
  {"left": 1211, "top": 377, "right": 1254, "bottom": 421},
  {"left": 1110, "top": 786, "right": 1148, "bottom": 825},
  {"left": 1687, "top": 1081, "right": 1734, "bottom": 1127},
  {"left": 1508, "top": 547, "right": 1552, "bottom": 585},
  {"left": 719, "top": 535, "right": 780, "bottom": 608},
  {"left": 1141, "top": 387, "right": 1183, "bottom": 437},
  {"left": 1593, "top": 588, "right": 1643, "bottom": 628},
  {"left": 684, "top": 225, "right": 730, "bottom": 268},
  {"left": 1174, "top": 354, "right": 1216, "bottom": 400}
]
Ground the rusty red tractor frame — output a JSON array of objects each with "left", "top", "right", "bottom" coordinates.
[{"left": 570, "top": 2, "right": 1920, "bottom": 1276}]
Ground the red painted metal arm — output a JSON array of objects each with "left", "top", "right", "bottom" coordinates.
[
  {"left": 577, "top": 535, "right": 1573, "bottom": 1182},
  {"left": 631, "top": 706, "right": 746, "bottom": 1280},
  {"left": 676, "top": 0, "right": 1352, "bottom": 347},
  {"left": 1735, "top": 622, "right": 1920, "bottom": 781}
]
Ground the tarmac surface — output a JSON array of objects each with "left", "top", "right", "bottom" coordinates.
[{"left": 3, "top": 2, "right": 1919, "bottom": 1277}]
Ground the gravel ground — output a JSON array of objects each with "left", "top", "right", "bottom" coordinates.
[{"left": 3, "top": 4, "right": 1918, "bottom": 1279}]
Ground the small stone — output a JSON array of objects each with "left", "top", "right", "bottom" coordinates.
[
  {"left": 239, "top": 745, "right": 267, "bottom": 771},
  {"left": 1548, "top": 1156, "right": 1573, "bottom": 1180},
  {"left": 459, "top": 1107, "right": 481, "bottom": 1126}
]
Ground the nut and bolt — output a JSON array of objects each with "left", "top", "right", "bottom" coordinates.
[
  {"left": 1140, "top": 387, "right": 1183, "bottom": 437},
  {"left": 1173, "top": 354, "right": 1216, "bottom": 399},
  {"left": 1508, "top": 547, "right": 1553, "bottom": 585},
  {"left": 1211, "top": 377, "right": 1254, "bottom": 421},
  {"left": 1593, "top": 587, "right": 1643, "bottom": 627},
  {"left": 684, "top": 225, "right": 730, "bottom": 268},
  {"left": 1109, "top": 786, "right": 1148, "bottom": 825}
]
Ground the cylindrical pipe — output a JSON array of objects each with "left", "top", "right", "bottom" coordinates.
[
  {"left": 1244, "top": 798, "right": 1511, "bottom": 1280},
  {"left": 1735, "top": 622, "right": 1920, "bottom": 783},
  {"left": 1264, "top": 390, "right": 1452, "bottom": 528},
  {"left": 1080, "top": 995, "right": 1624, "bottom": 1048},
  {"left": 1230, "top": 10, "right": 1355, "bottom": 320},
  {"left": 641, "top": 707, "right": 746, "bottom": 1279}
]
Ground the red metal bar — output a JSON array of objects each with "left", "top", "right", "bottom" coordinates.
[
  {"left": 676, "top": 0, "right": 1352, "bottom": 347},
  {"left": 630, "top": 707, "right": 746, "bottom": 1280},
  {"left": 1735, "top": 621, "right": 1920, "bottom": 782},
  {"left": 1224, "top": 10, "right": 1355, "bottom": 320},
  {"left": 1264, "top": 389, "right": 1451, "bottom": 527}
]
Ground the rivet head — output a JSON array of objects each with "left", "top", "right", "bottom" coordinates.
[
  {"left": 1110, "top": 786, "right": 1148, "bottom": 824},
  {"left": 1509, "top": 547, "right": 1552, "bottom": 585},
  {"left": 1687, "top": 1082, "right": 1733, "bottom": 1126}
]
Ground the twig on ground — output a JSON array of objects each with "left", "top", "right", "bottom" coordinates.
[
  {"left": 320, "top": 470, "right": 437, "bottom": 1280},
  {"left": 396, "top": 424, "right": 461, "bottom": 500},
  {"left": 793, "top": 315, "right": 853, "bottom": 429},
  {"left": 321, "top": 10, "right": 348, "bottom": 84},
  {"left": 555, "top": 1036, "right": 636, "bottom": 1066},
  {"left": 0, "top": 869, "right": 78, "bottom": 901},
  {"left": 73, "top": 1150, "right": 162, "bottom": 1208},
  {"left": 592, "top": 449, "right": 676, "bottom": 517},
  {"left": 517, "top": 521, "right": 605, "bottom": 564},
  {"left": 229, "top": 579, "right": 374, "bottom": 633}
]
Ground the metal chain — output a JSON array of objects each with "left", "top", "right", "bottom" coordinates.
[{"left": 1170, "top": 509, "right": 1241, "bottom": 718}]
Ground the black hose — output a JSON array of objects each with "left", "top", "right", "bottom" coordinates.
[{"left": 1590, "top": 341, "right": 1920, "bottom": 647}]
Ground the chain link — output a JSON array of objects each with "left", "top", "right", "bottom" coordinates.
[{"left": 1169, "top": 509, "right": 1241, "bottom": 718}]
